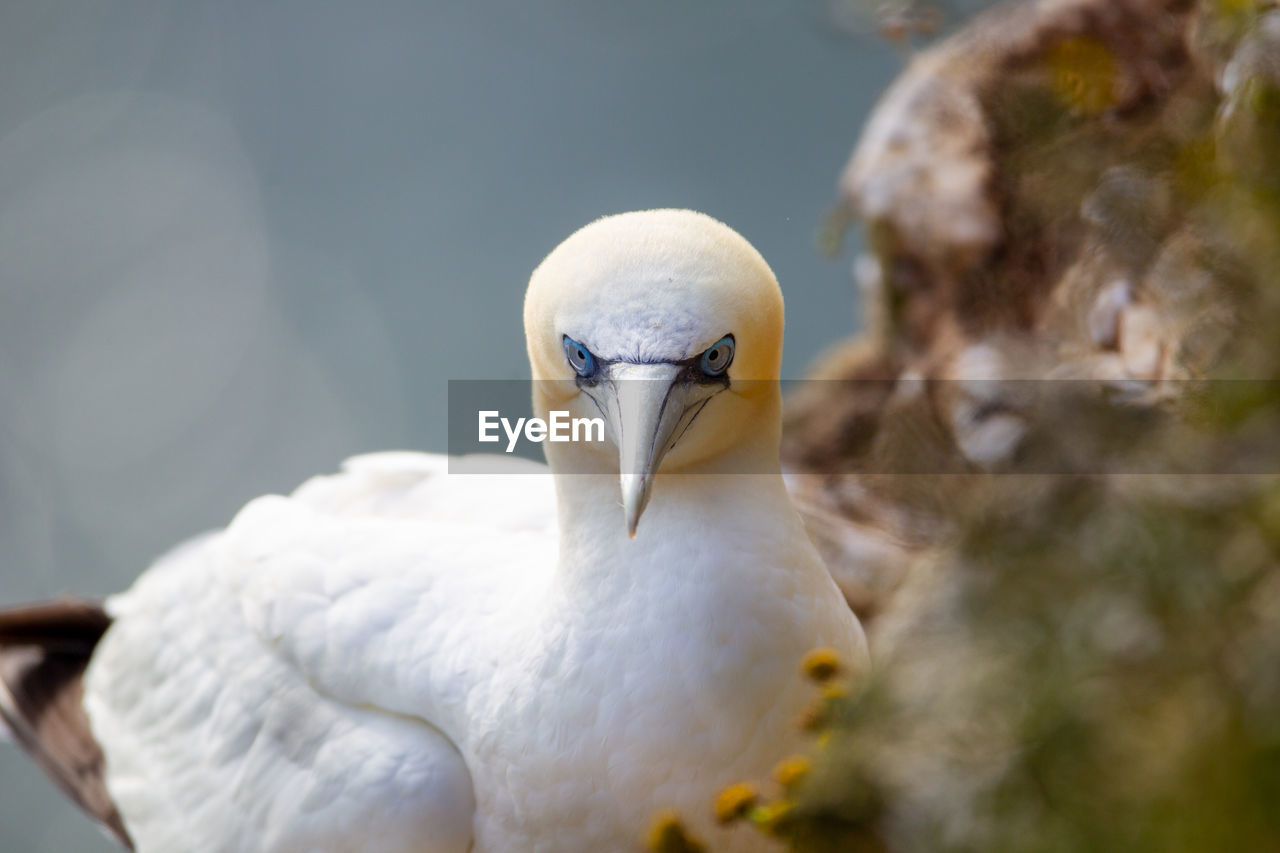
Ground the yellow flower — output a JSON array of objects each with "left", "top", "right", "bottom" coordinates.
[
  {"left": 801, "top": 647, "right": 843, "bottom": 682},
  {"left": 773, "top": 754, "right": 812, "bottom": 789},
  {"left": 714, "top": 783, "right": 759, "bottom": 824},
  {"left": 645, "top": 810, "right": 706, "bottom": 853}
]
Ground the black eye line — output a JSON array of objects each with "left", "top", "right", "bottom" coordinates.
[{"left": 670, "top": 395, "right": 716, "bottom": 449}]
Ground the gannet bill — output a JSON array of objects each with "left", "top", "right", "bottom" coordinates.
[{"left": 0, "top": 209, "right": 868, "bottom": 852}]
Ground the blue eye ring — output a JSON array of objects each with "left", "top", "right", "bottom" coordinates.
[
  {"left": 700, "top": 335, "right": 734, "bottom": 377},
  {"left": 563, "top": 336, "right": 597, "bottom": 378}
]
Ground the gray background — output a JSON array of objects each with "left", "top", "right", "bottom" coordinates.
[{"left": 0, "top": 1, "right": 899, "bottom": 848}]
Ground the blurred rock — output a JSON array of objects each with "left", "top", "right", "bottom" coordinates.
[
  {"left": 785, "top": 0, "right": 1280, "bottom": 632},
  {"left": 771, "top": 1, "right": 1280, "bottom": 850}
]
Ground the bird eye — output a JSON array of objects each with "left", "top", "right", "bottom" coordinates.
[
  {"left": 563, "top": 336, "right": 597, "bottom": 377},
  {"left": 700, "top": 335, "right": 734, "bottom": 377}
]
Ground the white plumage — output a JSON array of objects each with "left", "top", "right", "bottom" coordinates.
[{"left": 77, "top": 210, "right": 868, "bottom": 851}]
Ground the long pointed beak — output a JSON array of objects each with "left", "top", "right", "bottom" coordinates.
[{"left": 603, "top": 363, "right": 688, "bottom": 538}]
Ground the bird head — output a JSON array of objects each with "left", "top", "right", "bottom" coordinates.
[{"left": 525, "top": 209, "right": 784, "bottom": 537}]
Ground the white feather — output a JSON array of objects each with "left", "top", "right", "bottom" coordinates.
[{"left": 79, "top": 211, "right": 868, "bottom": 852}]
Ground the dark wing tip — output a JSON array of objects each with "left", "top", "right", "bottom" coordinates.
[{"left": 0, "top": 598, "right": 134, "bottom": 850}]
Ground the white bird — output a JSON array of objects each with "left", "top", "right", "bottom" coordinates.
[{"left": 0, "top": 209, "right": 868, "bottom": 852}]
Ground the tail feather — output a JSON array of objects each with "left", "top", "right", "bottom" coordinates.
[{"left": 0, "top": 599, "right": 133, "bottom": 849}]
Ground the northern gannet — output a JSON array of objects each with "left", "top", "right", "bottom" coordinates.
[{"left": 0, "top": 209, "right": 868, "bottom": 852}]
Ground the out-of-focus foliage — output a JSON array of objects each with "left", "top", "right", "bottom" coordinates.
[
  {"left": 713, "top": 0, "right": 1280, "bottom": 850},
  {"left": 735, "top": 470, "right": 1280, "bottom": 851}
]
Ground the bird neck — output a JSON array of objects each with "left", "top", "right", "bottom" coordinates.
[{"left": 544, "top": 411, "right": 810, "bottom": 594}]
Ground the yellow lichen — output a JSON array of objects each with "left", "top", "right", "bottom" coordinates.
[
  {"left": 714, "top": 783, "right": 759, "bottom": 824},
  {"left": 1216, "top": 0, "right": 1264, "bottom": 15},
  {"left": 1046, "top": 37, "right": 1117, "bottom": 116}
]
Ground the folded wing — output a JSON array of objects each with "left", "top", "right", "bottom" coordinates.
[{"left": 82, "top": 452, "right": 556, "bottom": 852}]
